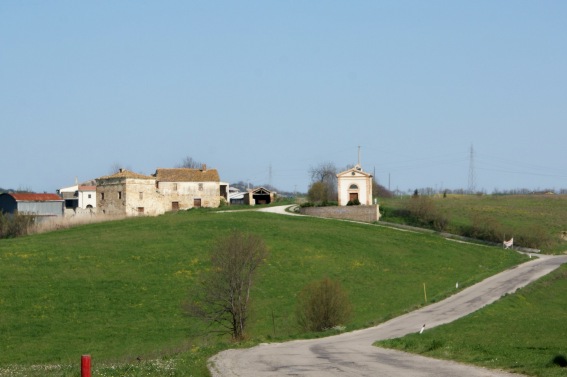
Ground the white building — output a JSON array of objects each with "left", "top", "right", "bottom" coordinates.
[
  {"left": 336, "top": 164, "right": 373, "bottom": 206},
  {"left": 78, "top": 186, "right": 97, "bottom": 209},
  {"left": 58, "top": 183, "right": 97, "bottom": 212}
]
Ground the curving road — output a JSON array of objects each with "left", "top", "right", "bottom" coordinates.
[{"left": 211, "top": 206, "right": 567, "bottom": 376}]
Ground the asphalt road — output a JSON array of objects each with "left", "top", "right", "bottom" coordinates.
[{"left": 210, "top": 206, "right": 567, "bottom": 376}]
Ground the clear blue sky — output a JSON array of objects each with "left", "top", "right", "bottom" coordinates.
[{"left": 2, "top": 1, "right": 566, "bottom": 194}]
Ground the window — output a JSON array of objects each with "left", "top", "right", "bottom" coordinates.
[
  {"left": 88, "top": 194, "right": 92, "bottom": 199},
  {"left": 139, "top": 192, "right": 143, "bottom": 200},
  {"left": 349, "top": 184, "right": 359, "bottom": 190},
  {"left": 173, "top": 183, "right": 178, "bottom": 191},
  {"left": 118, "top": 191, "right": 122, "bottom": 199},
  {"left": 138, "top": 207, "right": 144, "bottom": 214},
  {"left": 101, "top": 193, "right": 105, "bottom": 200},
  {"left": 198, "top": 183, "right": 203, "bottom": 191}
]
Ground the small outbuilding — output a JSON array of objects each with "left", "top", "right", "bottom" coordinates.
[
  {"left": 245, "top": 187, "right": 275, "bottom": 205},
  {"left": 0, "top": 193, "right": 64, "bottom": 221}
]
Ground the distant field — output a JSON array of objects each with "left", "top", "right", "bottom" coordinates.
[
  {"left": 380, "top": 194, "right": 567, "bottom": 253},
  {"left": 0, "top": 209, "right": 526, "bottom": 376},
  {"left": 378, "top": 264, "right": 567, "bottom": 377}
]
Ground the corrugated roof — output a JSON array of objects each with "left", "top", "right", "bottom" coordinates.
[
  {"left": 7, "top": 193, "right": 63, "bottom": 202},
  {"left": 97, "top": 169, "right": 154, "bottom": 180},
  {"left": 154, "top": 168, "right": 220, "bottom": 182}
]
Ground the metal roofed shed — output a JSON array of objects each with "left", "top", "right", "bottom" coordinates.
[{"left": 0, "top": 193, "right": 64, "bottom": 221}]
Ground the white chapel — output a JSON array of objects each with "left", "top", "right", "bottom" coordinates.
[{"left": 336, "top": 164, "right": 373, "bottom": 206}]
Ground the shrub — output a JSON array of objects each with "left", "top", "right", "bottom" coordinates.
[
  {"left": 347, "top": 198, "right": 361, "bottom": 206},
  {"left": 296, "top": 277, "right": 352, "bottom": 332},
  {"left": 461, "top": 213, "right": 504, "bottom": 243},
  {"left": 403, "top": 197, "right": 449, "bottom": 231},
  {"left": 515, "top": 225, "right": 554, "bottom": 250},
  {"left": 0, "top": 212, "right": 34, "bottom": 239},
  {"left": 307, "top": 181, "right": 329, "bottom": 205}
]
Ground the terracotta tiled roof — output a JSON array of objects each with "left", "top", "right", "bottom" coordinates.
[
  {"left": 154, "top": 168, "right": 220, "bottom": 182},
  {"left": 78, "top": 186, "right": 96, "bottom": 191},
  {"left": 7, "top": 193, "right": 63, "bottom": 201},
  {"left": 97, "top": 170, "right": 154, "bottom": 180}
]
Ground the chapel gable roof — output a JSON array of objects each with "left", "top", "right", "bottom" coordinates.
[
  {"left": 154, "top": 168, "right": 220, "bottom": 183},
  {"left": 336, "top": 165, "right": 373, "bottom": 178}
]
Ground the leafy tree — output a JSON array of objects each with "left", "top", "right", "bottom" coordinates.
[
  {"left": 296, "top": 277, "right": 352, "bottom": 332},
  {"left": 185, "top": 231, "right": 268, "bottom": 341}
]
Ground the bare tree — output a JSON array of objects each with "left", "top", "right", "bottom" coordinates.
[
  {"left": 185, "top": 231, "right": 268, "bottom": 341},
  {"left": 109, "top": 162, "right": 122, "bottom": 174},
  {"left": 177, "top": 156, "right": 203, "bottom": 169},
  {"left": 372, "top": 177, "right": 393, "bottom": 199},
  {"left": 308, "top": 162, "right": 338, "bottom": 202}
]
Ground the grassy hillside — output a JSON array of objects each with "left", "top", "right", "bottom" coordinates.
[
  {"left": 380, "top": 194, "right": 567, "bottom": 253},
  {"left": 378, "top": 264, "right": 567, "bottom": 377},
  {"left": 0, "top": 209, "right": 527, "bottom": 375}
]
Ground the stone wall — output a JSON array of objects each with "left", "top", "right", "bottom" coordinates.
[{"left": 299, "top": 205, "right": 381, "bottom": 223}]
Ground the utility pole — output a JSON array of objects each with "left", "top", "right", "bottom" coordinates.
[{"left": 468, "top": 144, "right": 476, "bottom": 194}]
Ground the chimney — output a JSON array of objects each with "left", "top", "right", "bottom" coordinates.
[
  {"left": 201, "top": 164, "right": 207, "bottom": 171},
  {"left": 119, "top": 168, "right": 124, "bottom": 173}
]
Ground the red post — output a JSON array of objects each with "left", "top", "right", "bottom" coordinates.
[{"left": 81, "top": 355, "right": 91, "bottom": 377}]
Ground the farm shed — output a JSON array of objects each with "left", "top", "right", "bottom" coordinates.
[
  {"left": 245, "top": 187, "right": 275, "bottom": 205},
  {"left": 0, "top": 193, "right": 64, "bottom": 220}
]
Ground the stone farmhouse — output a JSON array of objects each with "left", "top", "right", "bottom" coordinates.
[{"left": 96, "top": 165, "right": 228, "bottom": 216}]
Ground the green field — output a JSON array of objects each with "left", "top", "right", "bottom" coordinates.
[
  {"left": 380, "top": 194, "right": 567, "bottom": 253},
  {"left": 0, "top": 208, "right": 527, "bottom": 376},
  {"left": 378, "top": 264, "right": 567, "bottom": 377}
]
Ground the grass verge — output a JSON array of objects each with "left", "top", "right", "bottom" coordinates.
[{"left": 377, "top": 264, "right": 567, "bottom": 377}]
